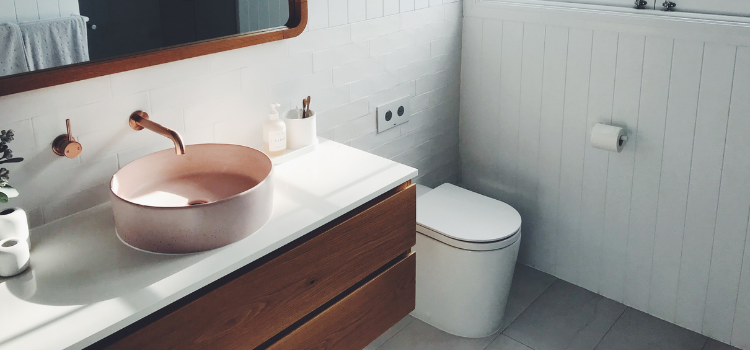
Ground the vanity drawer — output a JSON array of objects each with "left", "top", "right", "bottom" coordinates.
[
  {"left": 263, "top": 253, "right": 416, "bottom": 350},
  {"left": 99, "top": 182, "right": 416, "bottom": 350}
]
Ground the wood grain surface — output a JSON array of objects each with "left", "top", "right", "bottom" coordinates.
[{"left": 264, "top": 253, "right": 416, "bottom": 350}]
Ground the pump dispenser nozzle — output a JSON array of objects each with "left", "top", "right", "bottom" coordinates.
[{"left": 269, "top": 103, "right": 281, "bottom": 120}]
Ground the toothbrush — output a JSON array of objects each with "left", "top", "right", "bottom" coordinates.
[{"left": 304, "top": 96, "right": 311, "bottom": 119}]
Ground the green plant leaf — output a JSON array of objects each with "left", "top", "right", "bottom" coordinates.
[
  {"left": 0, "top": 192, "right": 8, "bottom": 203},
  {"left": 0, "top": 158, "right": 24, "bottom": 165}
]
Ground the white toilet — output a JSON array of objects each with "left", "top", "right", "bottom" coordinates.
[{"left": 413, "top": 183, "right": 522, "bottom": 338}]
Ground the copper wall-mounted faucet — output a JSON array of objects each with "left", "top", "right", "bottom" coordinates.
[
  {"left": 52, "top": 119, "right": 82, "bottom": 158},
  {"left": 129, "top": 111, "right": 186, "bottom": 155}
]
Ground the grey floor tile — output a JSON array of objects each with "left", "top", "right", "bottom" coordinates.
[
  {"left": 702, "top": 339, "right": 741, "bottom": 350},
  {"left": 594, "top": 308, "right": 707, "bottom": 350},
  {"left": 363, "top": 315, "right": 416, "bottom": 350},
  {"left": 485, "top": 335, "right": 533, "bottom": 350},
  {"left": 377, "top": 318, "right": 498, "bottom": 350},
  {"left": 502, "top": 264, "right": 558, "bottom": 330},
  {"left": 503, "top": 280, "right": 626, "bottom": 350}
]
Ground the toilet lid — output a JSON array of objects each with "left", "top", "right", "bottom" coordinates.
[{"left": 417, "top": 184, "right": 522, "bottom": 243}]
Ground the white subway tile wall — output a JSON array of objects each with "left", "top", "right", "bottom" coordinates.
[
  {"left": 384, "top": 0, "right": 400, "bottom": 15},
  {"left": 0, "top": 1, "right": 462, "bottom": 228},
  {"left": 348, "top": 0, "right": 368, "bottom": 22},
  {"left": 401, "top": 0, "right": 416, "bottom": 12},
  {"left": 366, "top": 0, "right": 385, "bottom": 19},
  {"left": 328, "top": 0, "right": 349, "bottom": 26}
]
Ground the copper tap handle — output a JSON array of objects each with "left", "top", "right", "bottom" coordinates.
[
  {"left": 52, "top": 119, "right": 82, "bottom": 158},
  {"left": 66, "top": 119, "right": 73, "bottom": 142}
]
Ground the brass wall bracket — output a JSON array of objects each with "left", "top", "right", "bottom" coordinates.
[{"left": 52, "top": 119, "right": 82, "bottom": 159}]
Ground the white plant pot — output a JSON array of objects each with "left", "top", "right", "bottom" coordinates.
[
  {"left": 284, "top": 109, "right": 317, "bottom": 149},
  {"left": 0, "top": 208, "right": 29, "bottom": 247}
]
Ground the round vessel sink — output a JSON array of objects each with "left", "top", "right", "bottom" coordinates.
[{"left": 110, "top": 144, "right": 274, "bottom": 254}]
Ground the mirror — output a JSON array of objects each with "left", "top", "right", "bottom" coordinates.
[
  {"left": 0, "top": 0, "right": 306, "bottom": 96},
  {"left": 81, "top": 0, "right": 289, "bottom": 61}
]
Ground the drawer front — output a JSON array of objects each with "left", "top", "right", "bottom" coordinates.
[
  {"left": 102, "top": 182, "right": 416, "bottom": 350},
  {"left": 264, "top": 253, "right": 416, "bottom": 350}
]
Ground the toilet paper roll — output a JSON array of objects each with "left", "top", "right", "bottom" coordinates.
[
  {"left": 0, "top": 238, "right": 30, "bottom": 277},
  {"left": 0, "top": 208, "right": 30, "bottom": 246},
  {"left": 591, "top": 123, "right": 627, "bottom": 153}
]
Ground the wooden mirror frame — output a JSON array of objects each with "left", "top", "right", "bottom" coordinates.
[{"left": 0, "top": 0, "right": 307, "bottom": 97}]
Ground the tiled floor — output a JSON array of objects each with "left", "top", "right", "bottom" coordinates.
[{"left": 364, "top": 264, "right": 741, "bottom": 350}]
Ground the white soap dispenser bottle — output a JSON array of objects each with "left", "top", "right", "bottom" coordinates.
[{"left": 263, "top": 103, "right": 287, "bottom": 157}]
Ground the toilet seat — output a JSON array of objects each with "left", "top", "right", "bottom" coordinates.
[
  {"left": 416, "top": 224, "right": 520, "bottom": 251},
  {"left": 416, "top": 184, "right": 522, "bottom": 251}
]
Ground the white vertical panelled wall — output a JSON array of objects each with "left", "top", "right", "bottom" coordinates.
[
  {"left": 0, "top": 0, "right": 80, "bottom": 24},
  {"left": 461, "top": 1, "right": 750, "bottom": 348}
]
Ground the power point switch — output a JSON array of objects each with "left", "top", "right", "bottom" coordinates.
[{"left": 377, "top": 97, "right": 411, "bottom": 133}]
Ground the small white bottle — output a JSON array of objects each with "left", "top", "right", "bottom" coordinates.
[{"left": 263, "top": 103, "right": 287, "bottom": 157}]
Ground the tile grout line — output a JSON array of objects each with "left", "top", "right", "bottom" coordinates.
[
  {"left": 373, "top": 316, "right": 416, "bottom": 350},
  {"left": 501, "top": 272, "right": 560, "bottom": 333},
  {"left": 590, "top": 305, "right": 628, "bottom": 350},
  {"left": 479, "top": 331, "right": 505, "bottom": 350},
  {"left": 494, "top": 274, "right": 560, "bottom": 350},
  {"left": 699, "top": 337, "right": 710, "bottom": 350},
  {"left": 502, "top": 333, "right": 537, "bottom": 350}
]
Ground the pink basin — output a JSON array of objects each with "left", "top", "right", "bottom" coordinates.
[{"left": 110, "top": 144, "right": 274, "bottom": 254}]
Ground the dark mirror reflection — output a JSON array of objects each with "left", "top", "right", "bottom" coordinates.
[{"left": 0, "top": 0, "right": 290, "bottom": 77}]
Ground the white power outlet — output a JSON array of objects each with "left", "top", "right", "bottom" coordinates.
[{"left": 376, "top": 97, "right": 410, "bottom": 133}]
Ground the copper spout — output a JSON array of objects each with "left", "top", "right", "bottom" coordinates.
[{"left": 129, "top": 111, "right": 186, "bottom": 155}]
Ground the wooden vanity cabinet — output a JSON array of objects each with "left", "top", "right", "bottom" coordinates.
[{"left": 91, "top": 181, "right": 416, "bottom": 350}]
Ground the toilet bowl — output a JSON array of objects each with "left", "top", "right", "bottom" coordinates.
[{"left": 413, "top": 183, "right": 521, "bottom": 338}]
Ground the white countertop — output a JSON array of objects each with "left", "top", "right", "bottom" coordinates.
[{"left": 0, "top": 139, "right": 417, "bottom": 350}]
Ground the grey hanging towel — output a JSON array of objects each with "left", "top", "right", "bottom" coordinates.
[
  {"left": 19, "top": 16, "right": 90, "bottom": 71},
  {"left": 0, "top": 22, "right": 29, "bottom": 77}
]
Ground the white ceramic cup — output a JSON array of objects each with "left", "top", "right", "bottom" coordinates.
[{"left": 284, "top": 109, "right": 317, "bottom": 149}]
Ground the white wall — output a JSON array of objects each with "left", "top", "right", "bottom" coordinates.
[
  {"left": 0, "top": 0, "right": 80, "bottom": 23},
  {"left": 0, "top": 0, "right": 462, "bottom": 228},
  {"left": 461, "top": 1, "right": 750, "bottom": 348}
]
